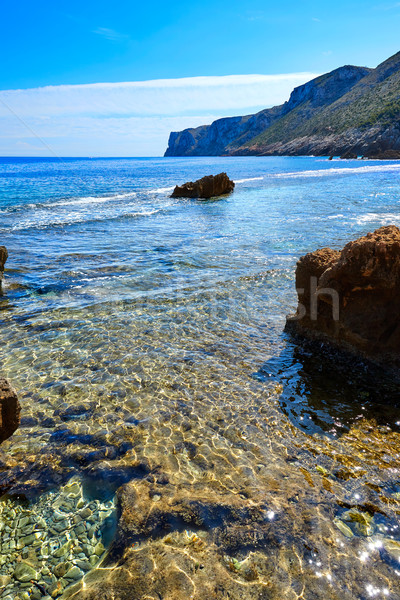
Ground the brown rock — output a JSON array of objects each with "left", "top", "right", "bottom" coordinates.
[
  {"left": 0, "top": 246, "right": 8, "bottom": 282},
  {"left": 171, "top": 172, "right": 235, "bottom": 199},
  {"left": 363, "top": 149, "right": 400, "bottom": 160},
  {"left": 0, "top": 378, "right": 20, "bottom": 444},
  {"left": 340, "top": 151, "right": 358, "bottom": 159},
  {"left": 286, "top": 226, "right": 400, "bottom": 371}
]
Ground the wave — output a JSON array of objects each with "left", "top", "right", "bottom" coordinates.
[
  {"left": 234, "top": 177, "right": 264, "bottom": 183},
  {"left": 146, "top": 186, "right": 175, "bottom": 194},
  {"left": 354, "top": 212, "right": 400, "bottom": 226},
  {"left": 56, "top": 187, "right": 175, "bottom": 203},
  {"left": 269, "top": 164, "right": 400, "bottom": 179},
  {"left": 0, "top": 209, "right": 162, "bottom": 233},
  {"left": 51, "top": 191, "right": 137, "bottom": 207}
]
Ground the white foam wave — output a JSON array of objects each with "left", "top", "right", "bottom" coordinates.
[
  {"left": 147, "top": 186, "right": 175, "bottom": 193},
  {"left": 234, "top": 177, "right": 264, "bottom": 183},
  {"left": 1, "top": 208, "right": 161, "bottom": 233},
  {"left": 53, "top": 191, "right": 137, "bottom": 206},
  {"left": 354, "top": 212, "right": 400, "bottom": 226},
  {"left": 269, "top": 164, "right": 400, "bottom": 179}
]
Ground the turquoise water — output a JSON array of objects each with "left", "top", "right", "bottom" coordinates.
[{"left": 1, "top": 156, "right": 400, "bottom": 599}]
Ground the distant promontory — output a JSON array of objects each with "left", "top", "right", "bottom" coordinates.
[{"left": 165, "top": 51, "right": 400, "bottom": 158}]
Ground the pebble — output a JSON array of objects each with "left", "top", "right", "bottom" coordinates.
[
  {"left": 74, "top": 559, "right": 92, "bottom": 571},
  {"left": 0, "top": 476, "right": 116, "bottom": 599},
  {"left": 334, "top": 518, "right": 354, "bottom": 538},
  {"left": 94, "top": 541, "right": 105, "bottom": 556},
  {"left": 13, "top": 562, "right": 38, "bottom": 582},
  {"left": 64, "top": 566, "right": 84, "bottom": 580},
  {"left": 53, "top": 562, "right": 70, "bottom": 578},
  {"left": 383, "top": 538, "right": 400, "bottom": 562}
]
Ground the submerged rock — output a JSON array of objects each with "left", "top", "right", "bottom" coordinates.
[
  {"left": 0, "top": 246, "right": 7, "bottom": 284},
  {"left": 171, "top": 172, "right": 235, "bottom": 199},
  {"left": 286, "top": 225, "right": 400, "bottom": 373},
  {"left": 13, "top": 562, "right": 39, "bottom": 582},
  {"left": 0, "top": 378, "right": 20, "bottom": 444}
]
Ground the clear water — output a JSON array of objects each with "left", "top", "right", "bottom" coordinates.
[{"left": 1, "top": 156, "right": 400, "bottom": 599}]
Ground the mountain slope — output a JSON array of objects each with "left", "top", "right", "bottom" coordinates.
[{"left": 164, "top": 52, "right": 400, "bottom": 157}]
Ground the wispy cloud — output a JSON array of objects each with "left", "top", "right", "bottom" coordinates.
[
  {"left": 373, "top": 1, "right": 400, "bottom": 9},
  {"left": 92, "top": 27, "right": 130, "bottom": 42},
  {"left": 0, "top": 73, "right": 319, "bottom": 156}
]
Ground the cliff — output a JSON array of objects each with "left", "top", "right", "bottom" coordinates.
[{"left": 165, "top": 52, "right": 400, "bottom": 157}]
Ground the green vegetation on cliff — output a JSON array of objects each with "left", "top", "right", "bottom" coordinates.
[{"left": 165, "top": 51, "right": 400, "bottom": 157}]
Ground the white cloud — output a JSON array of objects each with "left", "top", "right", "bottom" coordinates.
[
  {"left": 92, "top": 27, "right": 130, "bottom": 42},
  {"left": 0, "top": 73, "right": 319, "bottom": 156}
]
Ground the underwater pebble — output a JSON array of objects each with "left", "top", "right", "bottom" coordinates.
[
  {"left": 64, "top": 565, "right": 84, "bottom": 580},
  {"left": 334, "top": 519, "right": 354, "bottom": 538},
  {"left": 0, "top": 477, "right": 116, "bottom": 599},
  {"left": 383, "top": 538, "right": 400, "bottom": 562},
  {"left": 13, "top": 562, "right": 38, "bottom": 582}
]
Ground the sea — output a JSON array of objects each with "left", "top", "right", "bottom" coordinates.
[{"left": 1, "top": 156, "right": 400, "bottom": 599}]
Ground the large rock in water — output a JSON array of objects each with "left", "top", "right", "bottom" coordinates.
[
  {"left": 286, "top": 226, "right": 400, "bottom": 371},
  {"left": 171, "top": 172, "right": 235, "bottom": 198},
  {"left": 0, "top": 378, "right": 20, "bottom": 444},
  {"left": 0, "top": 246, "right": 8, "bottom": 283}
]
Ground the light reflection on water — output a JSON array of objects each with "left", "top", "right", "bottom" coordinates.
[{"left": 1, "top": 157, "right": 400, "bottom": 598}]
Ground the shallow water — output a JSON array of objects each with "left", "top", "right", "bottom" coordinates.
[{"left": 1, "top": 156, "right": 400, "bottom": 599}]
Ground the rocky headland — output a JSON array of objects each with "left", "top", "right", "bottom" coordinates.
[
  {"left": 165, "top": 51, "right": 400, "bottom": 158},
  {"left": 171, "top": 172, "right": 235, "bottom": 198},
  {"left": 286, "top": 225, "right": 400, "bottom": 373}
]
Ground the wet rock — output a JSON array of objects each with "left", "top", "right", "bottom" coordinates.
[
  {"left": 13, "top": 562, "right": 38, "bottom": 582},
  {"left": 0, "top": 574, "right": 11, "bottom": 586},
  {"left": 340, "top": 151, "right": 358, "bottom": 159},
  {"left": 94, "top": 541, "right": 105, "bottom": 556},
  {"left": 48, "top": 580, "right": 65, "bottom": 598},
  {"left": 0, "top": 477, "right": 116, "bottom": 598},
  {"left": 54, "top": 402, "right": 96, "bottom": 421},
  {"left": 286, "top": 226, "right": 400, "bottom": 374},
  {"left": 333, "top": 519, "right": 354, "bottom": 538},
  {"left": 0, "top": 378, "right": 21, "bottom": 444},
  {"left": 382, "top": 538, "right": 400, "bottom": 562},
  {"left": 0, "top": 246, "right": 8, "bottom": 283},
  {"left": 20, "top": 416, "right": 39, "bottom": 428},
  {"left": 171, "top": 172, "right": 235, "bottom": 199},
  {"left": 53, "top": 562, "right": 70, "bottom": 578},
  {"left": 363, "top": 149, "right": 400, "bottom": 159},
  {"left": 74, "top": 560, "right": 91, "bottom": 572},
  {"left": 64, "top": 566, "right": 84, "bottom": 580}
]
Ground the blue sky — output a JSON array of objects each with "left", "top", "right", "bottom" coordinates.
[{"left": 0, "top": 0, "right": 399, "bottom": 155}]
